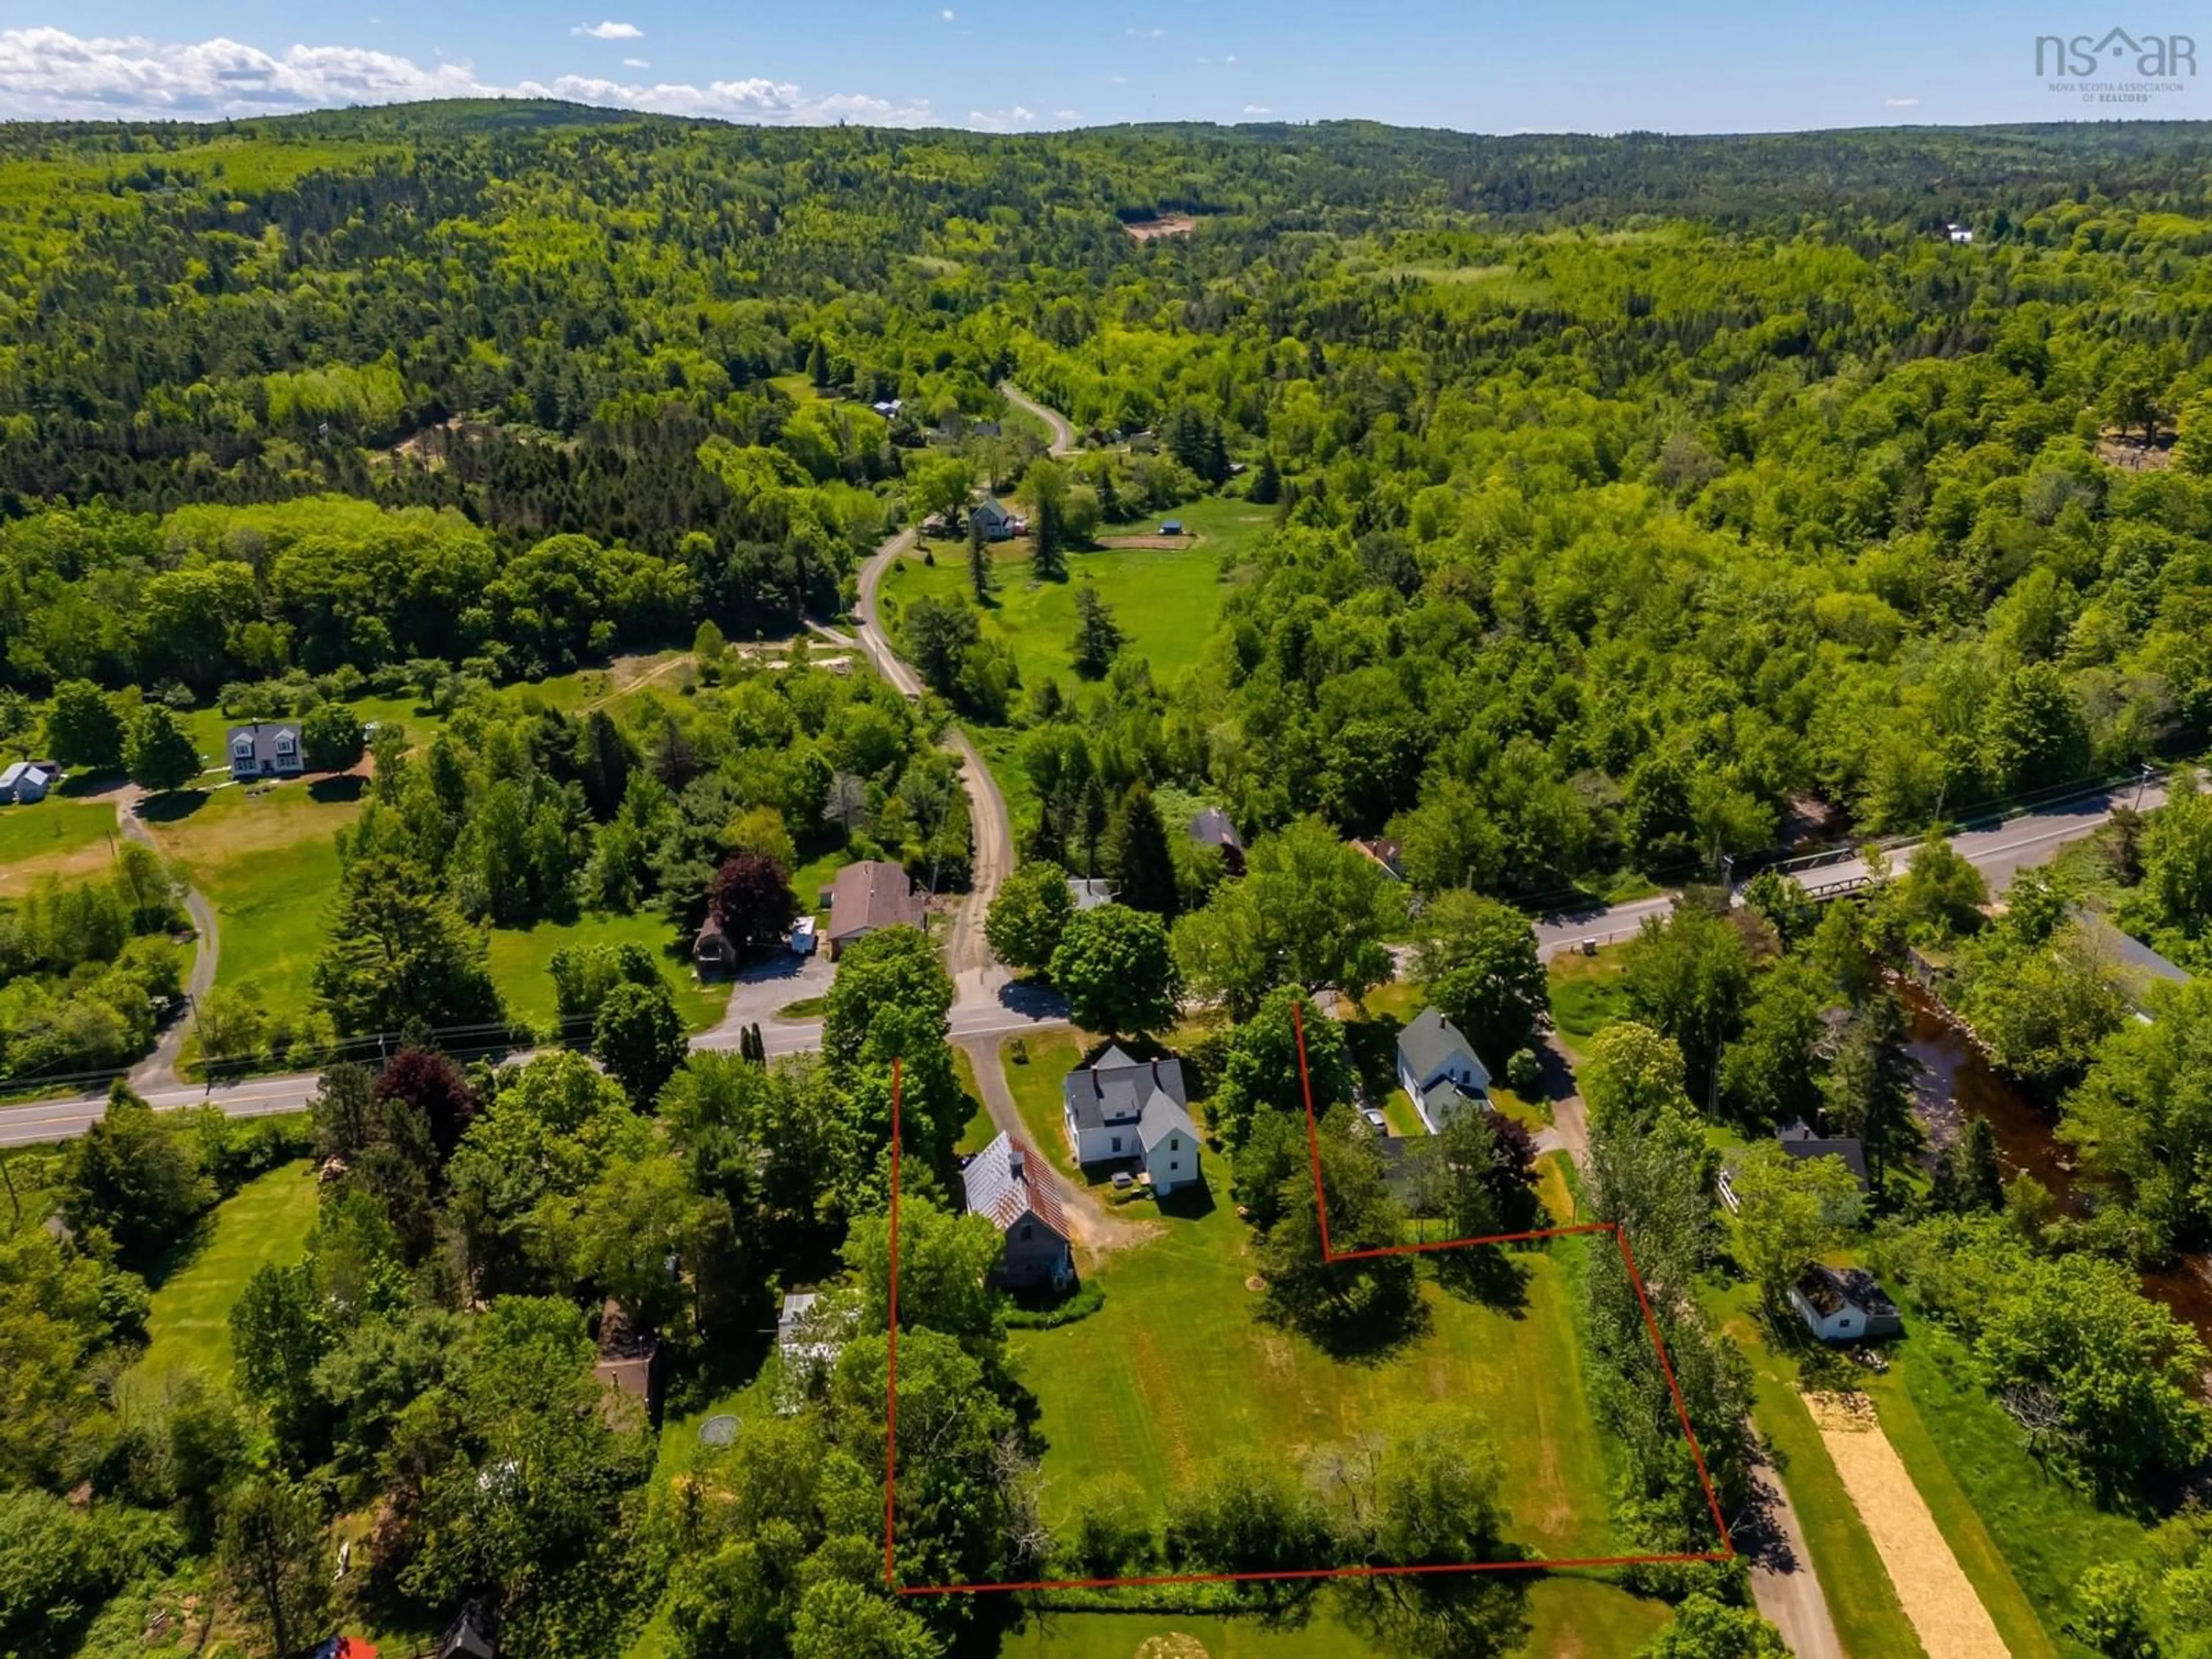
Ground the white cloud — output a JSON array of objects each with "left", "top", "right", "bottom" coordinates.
[
  {"left": 941, "top": 7, "right": 956, "bottom": 18},
  {"left": 573, "top": 21, "right": 642, "bottom": 40},
  {"left": 1885, "top": 94, "right": 1921, "bottom": 107},
  {"left": 1243, "top": 103, "right": 1270, "bottom": 115},
  {"left": 622, "top": 56, "right": 649, "bottom": 67},
  {"left": 1053, "top": 108, "right": 1079, "bottom": 120},
  {"left": 1126, "top": 25, "right": 1164, "bottom": 37},
  {"left": 1226, "top": 54, "right": 1237, "bottom": 64},
  {"left": 0, "top": 26, "right": 935, "bottom": 124},
  {"left": 1196, "top": 55, "right": 1209, "bottom": 65},
  {"left": 967, "top": 104, "right": 1036, "bottom": 131},
  {"left": 1109, "top": 73, "right": 1127, "bottom": 84}
]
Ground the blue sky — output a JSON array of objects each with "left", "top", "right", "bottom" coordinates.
[{"left": 3, "top": 2, "right": 2210, "bottom": 131}]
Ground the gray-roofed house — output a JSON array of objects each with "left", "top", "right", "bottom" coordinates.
[
  {"left": 1788, "top": 1263, "right": 1903, "bottom": 1343},
  {"left": 825, "top": 859, "right": 926, "bottom": 957},
  {"left": 2071, "top": 906, "right": 2190, "bottom": 1016},
  {"left": 1067, "top": 876, "right": 1116, "bottom": 912},
  {"left": 1188, "top": 807, "right": 1245, "bottom": 876},
  {"left": 962, "top": 1132, "right": 1074, "bottom": 1289},
  {"left": 227, "top": 722, "right": 302, "bottom": 781},
  {"left": 1396, "top": 1007, "right": 1491, "bottom": 1133},
  {"left": 1776, "top": 1120, "right": 1869, "bottom": 1190},
  {"left": 0, "top": 760, "right": 56, "bottom": 804},
  {"left": 1061, "top": 1045, "right": 1202, "bottom": 1194},
  {"left": 971, "top": 498, "right": 1024, "bottom": 541}
]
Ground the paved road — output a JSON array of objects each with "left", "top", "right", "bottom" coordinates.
[
  {"left": 1745, "top": 1464, "right": 1846, "bottom": 1659},
  {"left": 1534, "top": 775, "right": 2171, "bottom": 959},
  {"left": 999, "top": 380, "right": 1077, "bottom": 456}
]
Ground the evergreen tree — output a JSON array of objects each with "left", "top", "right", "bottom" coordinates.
[
  {"left": 1031, "top": 492, "right": 1066, "bottom": 581},
  {"left": 1965, "top": 1115, "right": 2005, "bottom": 1211},
  {"left": 1105, "top": 782, "right": 1177, "bottom": 915},
  {"left": 1069, "top": 582, "right": 1124, "bottom": 679},
  {"left": 806, "top": 336, "right": 830, "bottom": 388},
  {"left": 1825, "top": 991, "right": 1922, "bottom": 1199},
  {"left": 965, "top": 513, "right": 993, "bottom": 605},
  {"left": 1251, "top": 452, "right": 1282, "bottom": 504}
]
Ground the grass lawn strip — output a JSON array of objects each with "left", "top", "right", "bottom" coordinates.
[
  {"left": 128, "top": 1160, "right": 319, "bottom": 1395},
  {"left": 1003, "top": 1029, "right": 1086, "bottom": 1178},
  {"left": 0, "top": 798, "right": 117, "bottom": 893},
  {"left": 1803, "top": 1392, "right": 2008, "bottom": 1659}
]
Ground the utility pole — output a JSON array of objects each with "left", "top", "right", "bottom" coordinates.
[{"left": 2136, "top": 760, "right": 2153, "bottom": 810}]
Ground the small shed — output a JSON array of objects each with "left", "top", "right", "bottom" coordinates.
[
  {"left": 0, "top": 760, "right": 55, "bottom": 804},
  {"left": 1789, "top": 1264, "right": 1903, "bottom": 1343}
]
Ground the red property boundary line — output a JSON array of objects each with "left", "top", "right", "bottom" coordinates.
[{"left": 882, "top": 1012, "right": 1737, "bottom": 1596}]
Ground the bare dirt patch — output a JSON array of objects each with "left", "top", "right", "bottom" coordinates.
[
  {"left": 1804, "top": 1391, "right": 2008, "bottom": 1659},
  {"left": 1135, "top": 1637, "right": 1210, "bottom": 1659},
  {"left": 1097, "top": 533, "right": 1197, "bottom": 550},
  {"left": 1122, "top": 214, "right": 1199, "bottom": 241},
  {"left": 2096, "top": 427, "right": 2174, "bottom": 471}
]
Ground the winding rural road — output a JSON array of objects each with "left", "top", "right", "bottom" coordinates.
[{"left": 999, "top": 380, "right": 1078, "bottom": 456}]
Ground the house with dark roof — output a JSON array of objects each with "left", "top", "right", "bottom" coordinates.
[
  {"left": 1776, "top": 1120, "right": 1870, "bottom": 1189},
  {"left": 1788, "top": 1263, "right": 1903, "bottom": 1343},
  {"left": 691, "top": 913, "right": 734, "bottom": 974},
  {"left": 1061, "top": 1045, "right": 1202, "bottom": 1194},
  {"left": 962, "top": 1132, "right": 1073, "bottom": 1289},
  {"left": 1351, "top": 836, "right": 1406, "bottom": 880},
  {"left": 227, "top": 722, "right": 300, "bottom": 780},
  {"left": 825, "top": 859, "right": 925, "bottom": 957},
  {"left": 1396, "top": 1007, "right": 1491, "bottom": 1134},
  {"left": 2071, "top": 907, "right": 2190, "bottom": 1017},
  {"left": 1188, "top": 808, "right": 1244, "bottom": 875}
]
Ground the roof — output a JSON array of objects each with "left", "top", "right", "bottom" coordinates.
[
  {"left": 962, "top": 1132, "right": 1070, "bottom": 1241},
  {"left": 1397, "top": 1007, "right": 1488, "bottom": 1090},
  {"left": 1421, "top": 1077, "right": 1482, "bottom": 1124},
  {"left": 0, "top": 761, "right": 51, "bottom": 787},
  {"left": 311, "top": 1639, "right": 380, "bottom": 1659},
  {"left": 1189, "top": 807, "right": 1241, "bottom": 850},
  {"left": 2071, "top": 907, "right": 2191, "bottom": 990},
  {"left": 1063, "top": 1045, "right": 1191, "bottom": 1135},
  {"left": 1137, "top": 1087, "right": 1198, "bottom": 1152},
  {"left": 827, "top": 859, "right": 924, "bottom": 941},
  {"left": 1777, "top": 1123, "right": 1869, "bottom": 1188},
  {"left": 1351, "top": 836, "right": 1405, "bottom": 877},
  {"left": 1067, "top": 877, "right": 1116, "bottom": 911},
  {"left": 1794, "top": 1263, "right": 1897, "bottom": 1320},
  {"left": 971, "top": 497, "right": 1014, "bottom": 524},
  {"left": 227, "top": 721, "right": 297, "bottom": 764}
]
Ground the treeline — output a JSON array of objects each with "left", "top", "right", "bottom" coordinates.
[{"left": 0, "top": 844, "right": 188, "bottom": 1084}]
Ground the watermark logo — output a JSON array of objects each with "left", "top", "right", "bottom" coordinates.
[{"left": 2036, "top": 28, "right": 2196, "bottom": 103}]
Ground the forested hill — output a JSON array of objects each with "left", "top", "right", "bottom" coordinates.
[{"left": 10, "top": 105, "right": 2212, "bottom": 867}]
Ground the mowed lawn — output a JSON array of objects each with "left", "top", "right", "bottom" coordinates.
[
  {"left": 141, "top": 781, "right": 365, "bottom": 1012},
  {"left": 0, "top": 797, "right": 116, "bottom": 893},
  {"left": 1001, "top": 1029, "right": 1086, "bottom": 1178},
  {"left": 890, "top": 498, "right": 1252, "bottom": 692},
  {"left": 130, "top": 1160, "right": 319, "bottom": 1392},
  {"left": 1017, "top": 1202, "right": 1620, "bottom": 1563},
  {"left": 489, "top": 910, "right": 733, "bottom": 1036}
]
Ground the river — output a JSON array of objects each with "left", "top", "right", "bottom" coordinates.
[{"left": 1901, "top": 986, "right": 2212, "bottom": 1355}]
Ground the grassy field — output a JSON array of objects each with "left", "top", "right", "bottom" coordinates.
[
  {"left": 1865, "top": 1328, "right": 2147, "bottom": 1659},
  {"left": 1705, "top": 1283, "right": 1927, "bottom": 1659},
  {"left": 129, "top": 1161, "right": 319, "bottom": 1394},
  {"left": 1002, "top": 1029, "right": 1089, "bottom": 1176},
  {"left": 488, "top": 910, "right": 732, "bottom": 1036},
  {"left": 1547, "top": 947, "right": 1633, "bottom": 1060},
  {"left": 891, "top": 495, "right": 1269, "bottom": 695},
  {"left": 1017, "top": 1202, "right": 1618, "bottom": 1562},
  {"left": 139, "top": 781, "right": 368, "bottom": 1012},
  {"left": 0, "top": 798, "right": 116, "bottom": 892},
  {"left": 953, "top": 1045, "right": 995, "bottom": 1155}
]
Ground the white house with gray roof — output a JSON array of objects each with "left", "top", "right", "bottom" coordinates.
[
  {"left": 1396, "top": 1007, "right": 1491, "bottom": 1134},
  {"left": 1061, "top": 1045, "right": 1202, "bottom": 1195},
  {"left": 228, "top": 721, "right": 302, "bottom": 781}
]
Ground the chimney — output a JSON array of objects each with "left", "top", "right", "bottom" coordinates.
[{"left": 1009, "top": 1145, "right": 1025, "bottom": 1180}]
